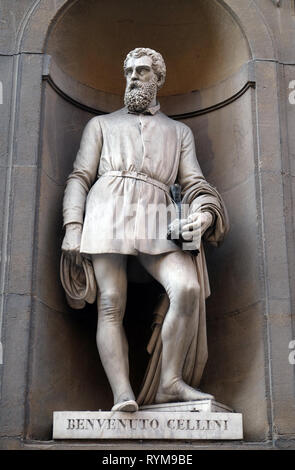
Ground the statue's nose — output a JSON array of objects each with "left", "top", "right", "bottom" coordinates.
[{"left": 131, "top": 69, "right": 139, "bottom": 80}]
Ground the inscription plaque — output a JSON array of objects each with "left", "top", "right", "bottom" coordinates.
[{"left": 53, "top": 411, "right": 243, "bottom": 440}]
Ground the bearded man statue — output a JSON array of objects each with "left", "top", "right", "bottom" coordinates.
[{"left": 61, "top": 48, "right": 229, "bottom": 412}]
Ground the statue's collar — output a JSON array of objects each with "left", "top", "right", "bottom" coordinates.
[{"left": 126, "top": 103, "right": 160, "bottom": 116}]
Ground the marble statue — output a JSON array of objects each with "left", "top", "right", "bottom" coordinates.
[{"left": 61, "top": 48, "right": 229, "bottom": 412}]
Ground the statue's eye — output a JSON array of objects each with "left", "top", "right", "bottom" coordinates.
[{"left": 137, "top": 67, "right": 150, "bottom": 75}]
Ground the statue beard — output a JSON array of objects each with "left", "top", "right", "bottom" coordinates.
[{"left": 124, "top": 78, "right": 158, "bottom": 113}]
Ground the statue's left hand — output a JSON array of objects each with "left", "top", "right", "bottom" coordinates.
[{"left": 181, "top": 211, "right": 213, "bottom": 242}]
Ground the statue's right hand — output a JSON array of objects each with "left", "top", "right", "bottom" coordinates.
[{"left": 61, "top": 223, "right": 82, "bottom": 258}]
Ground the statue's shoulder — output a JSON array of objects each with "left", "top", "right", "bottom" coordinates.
[
  {"left": 158, "top": 111, "right": 192, "bottom": 134},
  {"left": 84, "top": 108, "right": 124, "bottom": 128},
  {"left": 94, "top": 107, "right": 126, "bottom": 122}
]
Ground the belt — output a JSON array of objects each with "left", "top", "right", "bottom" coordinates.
[{"left": 99, "top": 170, "right": 170, "bottom": 194}]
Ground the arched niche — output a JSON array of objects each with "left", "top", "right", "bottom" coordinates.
[{"left": 25, "top": 0, "right": 272, "bottom": 442}]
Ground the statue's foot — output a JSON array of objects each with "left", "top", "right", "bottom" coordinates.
[
  {"left": 111, "top": 400, "right": 138, "bottom": 412},
  {"left": 112, "top": 390, "right": 137, "bottom": 412},
  {"left": 155, "top": 379, "right": 214, "bottom": 404}
]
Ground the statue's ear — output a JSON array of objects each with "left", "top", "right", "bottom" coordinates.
[{"left": 157, "top": 74, "right": 165, "bottom": 90}]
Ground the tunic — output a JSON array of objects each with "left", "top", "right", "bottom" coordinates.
[
  {"left": 63, "top": 105, "right": 226, "bottom": 255},
  {"left": 62, "top": 104, "right": 229, "bottom": 403}
]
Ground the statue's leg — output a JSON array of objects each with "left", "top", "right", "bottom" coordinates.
[
  {"left": 138, "top": 251, "right": 214, "bottom": 403},
  {"left": 92, "top": 253, "right": 137, "bottom": 411}
]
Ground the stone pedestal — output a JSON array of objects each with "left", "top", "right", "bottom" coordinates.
[
  {"left": 53, "top": 401, "right": 243, "bottom": 440},
  {"left": 140, "top": 399, "right": 233, "bottom": 413}
]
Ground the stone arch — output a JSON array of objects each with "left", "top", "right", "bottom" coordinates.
[
  {"left": 17, "top": 0, "right": 277, "bottom": 122},
  {"left": 18, "top": 0, "right": 275, "bottom": 58}
]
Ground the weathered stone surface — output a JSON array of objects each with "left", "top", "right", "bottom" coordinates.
[
  {"left": 253, "top": 59, "right": 295, "bottom": 440},
  {"left": 188, "top": 91, "right": 255, "bottom": 193},
  {"left": 140, "top": 400, "right": 233, "bottom": 413},
  {"left": 267, "top": 298, "right": 295, "bottom": 436},
  {"left": 0, "top": 55, "right": 14, "bottom": 166},
  {"left": 20, "top": 0, "right": 68, "bottom": 54},
  {"left": 206, "top": 174, "right": 261, "bottom": 314},
  {"left": 251, "top": 0, "right": 295, "bottom": 64},
  {"left": 202, "top": 301, "right": 269, "bottom": 441},
  {"left": 7, "top": 166, "right": 37, "bottom": 295},
  {"left": 0, "top": 294, "right": 31, "bottom": 437},
  {"left": 0, "top": 168, "right": 8, "bottom": 268},
  {"left": 14, "top": 54, "right": 43, "bottom": 166},
  {"left": 224, "top": 0, "right": 274, "bottom": 60},
  {"left": 26, "top": 299, "right": 112, "bottom": 441},
  {"left": 53, "top": 411, "right": 243, "bottom": 440},
  {"left": 35, "top": 170, "right": 65, "bottom": 312},
  {"left": 40, "top": 83, "right": 93, "bottom": 185},
  {"left": 46, "top": 0, "right": 250, "bottom": 96},
  {"left": 0, "top": 0, "right": 35, "bottom": 54}
]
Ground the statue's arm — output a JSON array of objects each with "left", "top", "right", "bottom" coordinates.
[
  {"left": 62, "top": 117, "right": 103, "bottom": 254},
  {"left": 177, "top": 125, "right": 229, "bottom": 245}
]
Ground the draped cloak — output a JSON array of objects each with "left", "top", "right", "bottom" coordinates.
[{"left": 61, "top": 105, "right": 229, "bottom": 405}]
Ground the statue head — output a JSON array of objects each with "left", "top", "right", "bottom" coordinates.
[{"left": 123, "top": 47, "right": 166, "bottom": 113}]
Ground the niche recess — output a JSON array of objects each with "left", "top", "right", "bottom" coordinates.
[{"left": 27, "top": 0, "right": 267, "bottom": 442}]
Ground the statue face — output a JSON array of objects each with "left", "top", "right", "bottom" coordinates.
[
  {"left": 124, "top": 55, "right": 158, "bottom": 112},
  {"left": 124, "top": 56, "right": 157, "bottom": 89}
]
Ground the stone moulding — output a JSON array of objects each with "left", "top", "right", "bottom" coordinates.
[
  {"left": 169, "top": 81, "right": 256, "bottom": 120},
  {"left": 42, "top": 71, "right": 256, "bottom": 121}
]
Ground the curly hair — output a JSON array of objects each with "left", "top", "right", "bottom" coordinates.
[{"left": 124, "top": 48, "right": 166, "bottom": 89}]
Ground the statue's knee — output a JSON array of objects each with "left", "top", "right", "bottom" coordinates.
[
  {"left": 185, "top": 282, "right": 200, "bottom": 308},
  {"left": 172, "top": 282, "right": 200, "bottom": 312},
  {"left": 98, "top": 289, "right": 125, "bottom": 321},
  {"left": 100, "top": 288, "right": 123, "bottom": 305}
]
